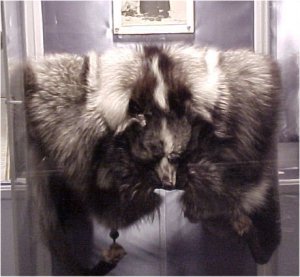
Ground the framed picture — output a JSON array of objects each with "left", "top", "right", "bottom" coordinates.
[{"left": 112, "top": 0, "right": 194, "bottom": 35}]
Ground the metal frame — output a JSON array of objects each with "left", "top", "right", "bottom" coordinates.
[
  {"left": 21, "top": 2, "right": 51, "bottom": 275},
  {"left": 1, "top": 1, "right": 50, "bottom": 275},
  {"left": 1, "top": 2, "right": 20, "bottom": 274},
  {"left": 254, "top": 0, "right": 270, "bottom": 55},
  {"left": 23, "top": 0, "right": 44, "bottom": 58}
]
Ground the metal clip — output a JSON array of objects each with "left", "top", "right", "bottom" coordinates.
[{"left": 5, "top": 100, "right": 23, "bottom": 105}]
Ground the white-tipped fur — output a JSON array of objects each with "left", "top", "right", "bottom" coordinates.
[
  {"left": 242, "top": 179, "right": 271, "bottom": 213},
  {"left": 165, "top": 45, "right": 222, "bottom": 122},
  {"left": 205, "top": 49, "right": 220, "bottom": 72},
  {"left": 87, "top": 47, "right": 143, "bottom": 130},
  {"left": 152, "top": 56, "right": 168, "bottom": 111},
  {"left": 204, "top": 48, "right": 220, "bottom": 90},
  {"left": 189, "top": 48, "right": 221, "bottom": 122}
]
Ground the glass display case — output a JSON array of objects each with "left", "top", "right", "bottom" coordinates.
[{"left": 1, "top": 1, "right": 298, "bottom": 275}]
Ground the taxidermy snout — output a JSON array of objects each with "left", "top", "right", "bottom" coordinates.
[{"left": 155, "top": 156, "right": 177, "bottom": 190}]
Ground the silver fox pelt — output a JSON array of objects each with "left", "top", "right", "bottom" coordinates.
[{"left": 24, "top": 45, "right": 281, "bottom": 274}]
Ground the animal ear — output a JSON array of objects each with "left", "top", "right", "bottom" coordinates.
[{"left": 115, "top": 114, "right": 146, "bottom": 135}]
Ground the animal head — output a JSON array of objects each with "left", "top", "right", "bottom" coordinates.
[
  {"left": 123, "top": 110, "right": 192, "bottom": 190},
  {"left": 104, "top": 45, "right": 201, "bottom": 190},
  {"left": 91, "top": 45, "right": 224, "bottom": 190}
]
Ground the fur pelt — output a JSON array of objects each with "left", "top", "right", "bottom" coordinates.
[{"left": 24, "top": 44, "right": 281, "bottom": 273}]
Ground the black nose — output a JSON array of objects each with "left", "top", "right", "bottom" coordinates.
[{"left": 162, "top": 180, "right": 175, "bottom": 190}]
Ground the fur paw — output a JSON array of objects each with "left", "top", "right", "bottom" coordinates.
[{"left": 232, "top": 214, "right": 252, "bottom": 236}]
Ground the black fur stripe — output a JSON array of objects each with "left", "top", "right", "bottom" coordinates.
[
  {"left": 80, "top": 55, "right": 90, "bottom": 87},
  {"left": 142, "top": 45, "right": 192, "bottom": 116}
]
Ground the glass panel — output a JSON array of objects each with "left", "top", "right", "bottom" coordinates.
[
  {"left": 1, "top": 99, "right": 9, "bottom": 181},
  {"left": 270, "top": 1, "right": 299, "bottom": 276},
  {"left": 2, "top": 2, "right": 51, "bottom": 275},
  {"left": 40, "top": 1, "right": 256, "bottom": 275},
  {"left": 271, "top": 1, "right": 299, "bottom": 142},
  {"left": 8, "top": 1, "right": 300, "bottom": 276}
]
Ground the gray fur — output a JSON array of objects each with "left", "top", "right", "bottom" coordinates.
[{"left": 24, "top": 44, "right": 281, "bottom": 270}]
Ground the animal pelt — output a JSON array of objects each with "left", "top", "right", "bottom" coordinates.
[{"left": 24, "top": 44, "right": 281, "bottom": 273}]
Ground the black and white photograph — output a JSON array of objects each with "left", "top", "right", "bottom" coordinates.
[{"left": 113, "top": 0, "right": 194, "bottom": 34}]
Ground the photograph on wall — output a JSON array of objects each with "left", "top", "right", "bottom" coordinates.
[{"left": 113, "top": 0, "right": 194, "bottom": 34}]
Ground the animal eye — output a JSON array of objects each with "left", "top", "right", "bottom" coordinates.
[
  {"left": 167, "top": 152, "right": 180, "bottom": 164},
  {"left": 144, "top": 110, "right": 152, "bottom": 117},
  {"left": 128, "top": 99, "right": 143, "bottom": 115}
]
